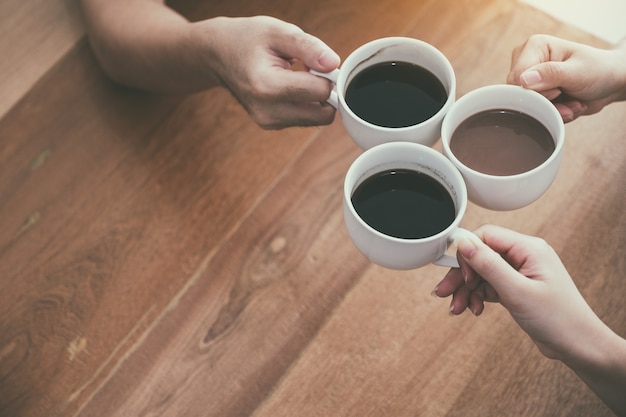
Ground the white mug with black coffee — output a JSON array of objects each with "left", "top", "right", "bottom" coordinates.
[
  {"left": 344, "top": 141, "right": 469, "bottom": 270},
  {"left": 441, "top": 84, "right": 565, "bottom": 211},
  {"left": 312, "top": 37, "right": 456, "bottom": 150}
]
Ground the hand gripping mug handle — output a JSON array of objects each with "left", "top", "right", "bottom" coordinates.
[
  {"left": 309, "top": 69, "right": 340, "bottom": 108},
  {"left": 432, "top": 228, "right": 480, "bottom": 269}
]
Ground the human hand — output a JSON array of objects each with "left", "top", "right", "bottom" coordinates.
[
  {"left": 432, "top": 225, "right": 626, "bottom": 414},
  {"left": 507, "top": 34, "right": 626, "bottom": 122},
  {"left": 197, "top": 16, "right": 340, "bottom": 129},
  {"left": 432, "top": 225, "right": 608, "bottom": 361}
]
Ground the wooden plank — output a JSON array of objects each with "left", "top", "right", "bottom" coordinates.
[
  {"left": 0, "top": 0, "right": 85, "bottom": 118},
  {"left": 0, "top": 37, "right": 315, "bottom": 417}
]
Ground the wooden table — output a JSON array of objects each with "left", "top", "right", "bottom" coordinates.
[{"left": 1, "top": 0, "right": 624, "bottom": 416}]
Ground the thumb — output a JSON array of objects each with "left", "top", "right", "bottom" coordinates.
[
  {"left": 519, "top": 61, "right": 567, "bottom": 91},
  {"left": 455, "top": 233, "right": 526, "bottom": 301},
  {"left": 276, "top": 30, "right": 340, "bottom": 72}
]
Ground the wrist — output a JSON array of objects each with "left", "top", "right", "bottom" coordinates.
[
  {"left": 561, "top": 328, "right": 626, "bottom": 415},
  {"left": 560, "top": 323, "right": 626, "bottom": 371},
  {"left": 188, "top": 17, "right": 237, "bottom": 90}
]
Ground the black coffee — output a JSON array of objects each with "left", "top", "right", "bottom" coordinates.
[
  {"left": 345, "top": 61, "right": 447, "bottom": 128},
  {"left": 351, "top": 169, "right": 456, "bottom": 239},
  {"left": 450, "top": 109, "right": 555, "bottom": 176}
]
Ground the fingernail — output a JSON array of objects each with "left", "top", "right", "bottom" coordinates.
[
  {"left": 521, "top": 70, "right": 542, "bottom": 87},
  {"left": 430, "top": 285, "right": 439, "bottom": 298},
  {"left": 456, "top": 236, "right": 477, "bottom": 259},
  {"left": 318, "top": 50, "right": 340, "bottom": 68},
  {"left": 461, "top": 265, "right": 469, "bottom": 283},
  {"left": 449, "top": 301, "right": 455, "bottom": 316}
]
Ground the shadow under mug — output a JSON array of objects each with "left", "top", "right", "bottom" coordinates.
[
  {"left": 344, "top": 141, "right": 468, "bottom": 270},
  {"left": 312, "top": 37, "right": 456, "bottom": 150}
]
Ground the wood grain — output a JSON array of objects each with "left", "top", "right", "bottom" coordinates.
[
  {"left": 0, "top": 0, "right": 624, "bottom": 416},
  {"left": 0, "top": 0, "right": 84, "bottom": 119}
]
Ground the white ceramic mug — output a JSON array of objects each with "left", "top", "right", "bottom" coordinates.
[
  {"left": 344, "top": 141, "right": 468, "bottom": 270},
  {"left": 312, "top": 37, "right": 456, "bottom": 150},
  {"left": 441, "top": 84, "right": 565, "bottom": 211}
]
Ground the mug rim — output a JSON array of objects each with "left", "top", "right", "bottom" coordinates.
[
  {"left": 441, "top": 84, "right": 565, "bottom": 180},
  {"left": 336, "top": 37, "right": 457, "bottom": 133},
  {"left": 344, "top": 141, "right": 467, "bottom": 243}
]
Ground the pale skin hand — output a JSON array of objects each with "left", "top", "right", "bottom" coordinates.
[
  {"left": 79, "top": 0, "right": 340, "bottom": 129},
  {"left": 432, "top": 225, "right": 626, "bottom": 415},
  {"left": 507, "top": 34, "right": 626, "bottom": 123}
]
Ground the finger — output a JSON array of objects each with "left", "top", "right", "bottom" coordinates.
[
  {"left": 455, "top": 226, "right": 531, "bottom": 297},
  {"left": 273, "top": 29, "right": 340, "bottom": 73},
  {"left": 518, "top": 61, "right": 571, "bottom": 93},
  {"left": 468, "top": 287, "right": 485, "bottom": 316},
  {"left": 554, "top": 100, "right": 587, "bottom": 123},
  {"left": 508, "top": 34, "right": 574, "bottom": 87},
  {"left": 432, "top": 267, "right": 465, "bottom": 297},
  {"left": 241, "top": 21, "right": 338, "bottom": 103},
  {"left": 539, "top": 87, "right": 563, "bottom": 101},
  {"left": 263, "top": 28, "right": 339, "bottom": 102},
  {"left": 459, "top": 253, "right": 481, "bottom": 290},
  {"left": 249, "top": 100, "right": 336, "bottom": 129},
  {"left": 256, "top": 64, "right": 336, "bottom": 103},
  {"left": 508, "top": 36, "right": 550, "bottom": 85},
  {"left": 482, "top": 281, "right": 500, "bottom": 303},
  {"left": 450, "top": 285, "right": 470, "bottom": 315},
  {"left": 470, "top": 225, "right": 533, "bottom": 266}
]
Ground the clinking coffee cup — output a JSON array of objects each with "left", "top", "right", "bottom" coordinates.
[
  {"left": 344, "top": 141, "right": 469, "bottom": 270},
  {"left": 312, "top": 37, "right": 456, "bottom": 150},
  {"left": 441, "top": 84, "right": 565, "bottom": 211}
]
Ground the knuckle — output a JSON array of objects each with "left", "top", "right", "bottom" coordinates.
[
  {"left": 544, "top": 61, "right": 563, "bottom": 79},
  {"left": 246, "top": 102, "right": 278, "bottom": 129},
  {"left": 252, "top": 112, "right": 280, "bottom": 130},
  {"left": 527, "top": 33, "right": 552, "bottom": 46},
  {"left": 293, "top": 32, "right": 317, "bottom": 52},
  {"left": 247, "top": 76, "right": 277, "bottom": 102},
  {"left": 317, "top": 107, "right": 336, "bottom": 125},
  {"left": 526, "top": 235, "right": 553, "bottom": 254},
  {"left": 481, "top": 250, "right": 503, "bottom": 275}
]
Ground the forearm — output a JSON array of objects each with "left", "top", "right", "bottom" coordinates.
[
  {"left": 79, "top": 0, "right": 220, "bottom": 93},
  {"left": 561, "top": 325, "right": 626, "bottom": 415}
]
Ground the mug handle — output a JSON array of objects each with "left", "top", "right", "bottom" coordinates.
[
  {"left": 432, "top": 228, "right": 480, "bottom": 269},
  {"left": 309, "top": 69, "right": 340, "bottom": 108},
  {"left": 433, "top": 254, "right": 459, "bottom": 268}
]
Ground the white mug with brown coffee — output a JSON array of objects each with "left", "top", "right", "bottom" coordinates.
[
  {"left": 312, "top": 37, "right": 456, "bottom": 150},
  {"left": 441, "top": 84, "right": 565, "bottom": 211}
]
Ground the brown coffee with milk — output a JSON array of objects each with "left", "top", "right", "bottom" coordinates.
[{"left": 449, "top": 109, "right": 555, "bottom": 176}]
